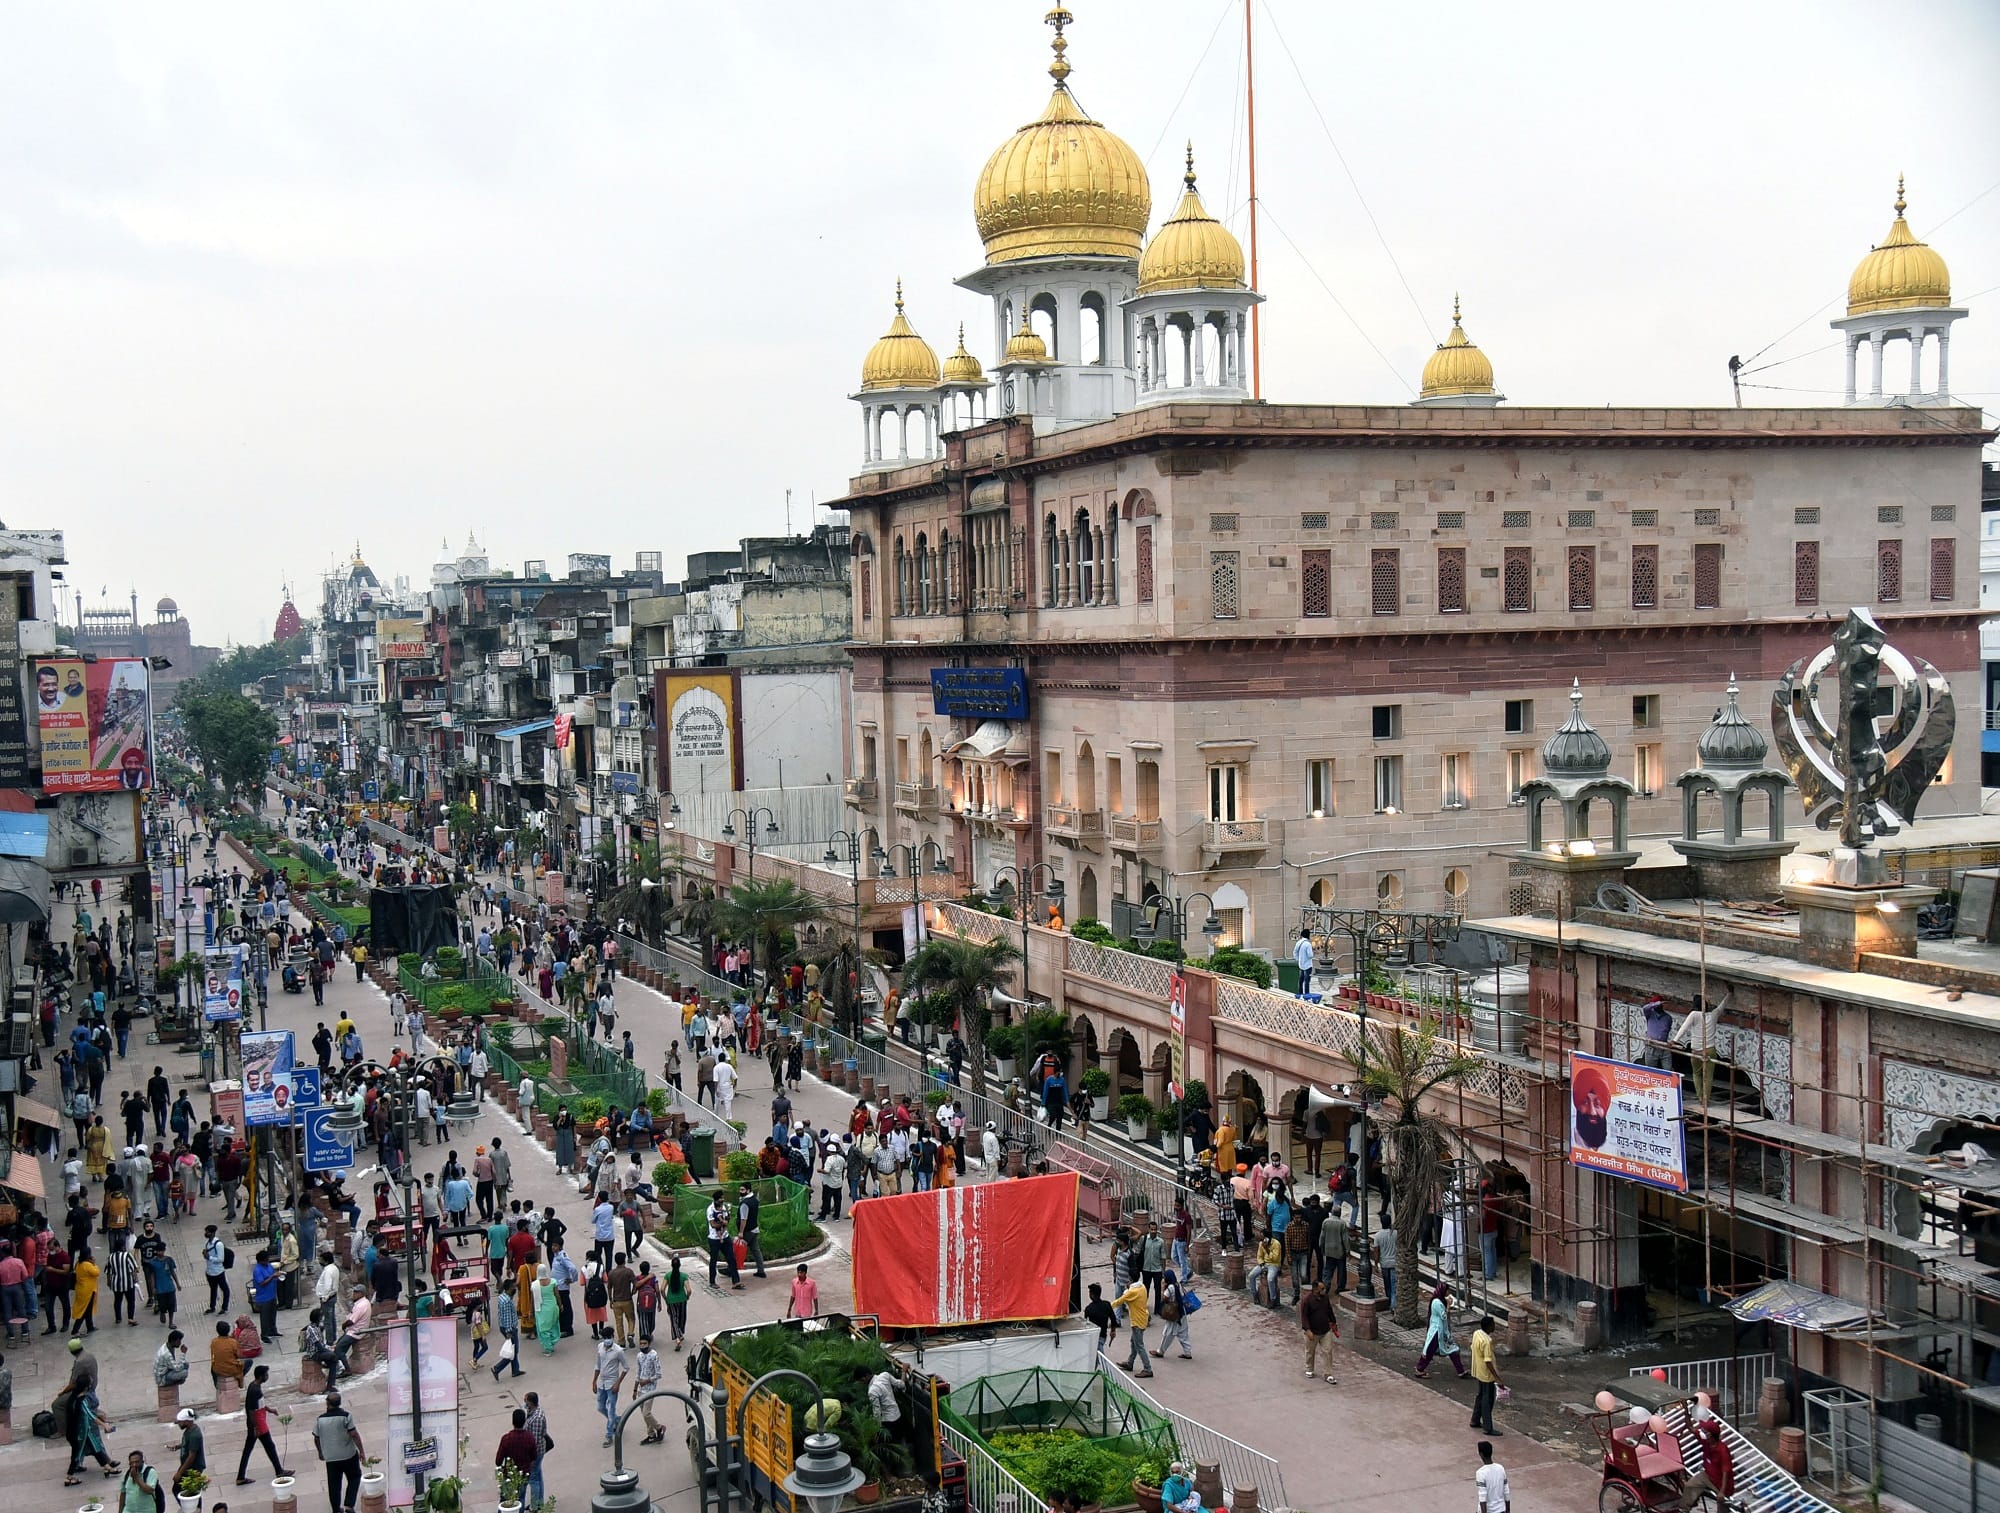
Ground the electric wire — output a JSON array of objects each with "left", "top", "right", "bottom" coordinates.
[
  {"left": 1259, "top": 201, "right": 1415, "bottom": 395},
  {"left": 1142, "top": 0, "right": 1238, "bottom": 168}
]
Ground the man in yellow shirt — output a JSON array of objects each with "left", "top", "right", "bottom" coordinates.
[
  {"left": 350, "top": 941, "right": 368, "bottom": 982},
  {"left": 1111, "top": 1279, "right": 1152, "bottom": 1378},
  {"left": 1469, "top": 1314, "right": 1504, "bottom": 1434},
  {"left": 333, "top": 1014, "right": 357, "bottom": 1044}
]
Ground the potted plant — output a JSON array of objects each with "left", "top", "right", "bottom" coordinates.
[
  {"left": 424, "top": 1472, "right": 466, "bottom": 1512},
  {"left": 1132, "top": 1453, "right": 1173, "bottom": 1513},
  {"left": 174, "top": 1469, "right": 209, "bottom": 1513},
  {"left": 1117, "top": 1093, "right": 1155, "bottom": 1142},
  {"left": 1081, "top": 1066, "right": 1113, "bottom": 1121},
  {"left": 986, "top": 1022, "right": 1023, "bottom": 1080},
  {"left": 497, "top": 1460, "right": 529, "bottom": 1513}
]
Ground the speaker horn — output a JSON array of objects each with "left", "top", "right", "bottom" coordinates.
[{"left": 1303, "top": 1084, "right": 1354, "bottom": 1115}]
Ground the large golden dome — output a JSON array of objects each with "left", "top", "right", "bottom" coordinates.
[
  {"left": 940, "top": 325, "right": 986, "bottom": 387},
  {"left": 1848, "top": 178, "right": 1951, "bottom": 316},
  {"left": 972, "top": 8, "right": 1151, "bottom": 265},
  {"left": 1420, "top": 298, "right": 1497, "bottom": 399},
  {"left": 859, "top": 282, "right": 941, "bottom": 391},
  {"left": 1138, "top": 148, "right": 1245, "bottom": 294}
]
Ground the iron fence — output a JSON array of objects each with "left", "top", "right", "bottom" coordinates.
[
  {"left": 1628, "top": 1351, "right": 1776, "bottom": 1419},
  {"left": 1117, "top": 1371, "right": 1290, "bottom": 1510},
  {"left": 940, "top": 1421, "right": 1052, "bottom": 1513}
]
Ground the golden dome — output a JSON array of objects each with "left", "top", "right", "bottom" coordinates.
[
  {"left": 1003, "top": 311, "right": 1050, "bottom": 365},
  {"left": 941, "top": 325, "right": 986, "bottom": 386},
  {"left": 972, "top": 8, "right": 1151, "bottom": 264},
  {"left": 859, "top": 282, "right": 941, "bottom": 392},
  {"left": 1847, "top": 177, "right": 1951, "bottom": 316},
  {"left": 1138, "top": 147, "right": 1246, "bottom": 294},
  {"left": 1420, "top": 297, "right": 1497, "bottom": 399}
]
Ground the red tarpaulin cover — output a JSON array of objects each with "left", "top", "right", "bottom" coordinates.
[{"left": 851, "top": 1171, "right": 1078, "bottom": 1328}]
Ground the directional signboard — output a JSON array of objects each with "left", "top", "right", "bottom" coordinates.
[{"left": 302, "top": 1105, "right": 354, "bottom": 1172}]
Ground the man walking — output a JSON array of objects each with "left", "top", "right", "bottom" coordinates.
[
  {"left": 1469, "top": 1315, "right": 1504, "bottom": 1436},
  {"left": 705, "top": 1196, "right": 742, "bottom": 1291},
  {"left": 313, "top": 1391, "right": 366, "bottom": 1513},
  {"left": 1110, "top": 1276, "right": 1152, "bottom": 1378},
  {"left": 592, "top": 1334, "right": 628, "bottom": 1447},
  {"left": 1300, "top": 1280, "right": 1338, "bottom": 1384},
  {"left": 737, "top": 1186, "right": 767, "bottom": 1279},
  {"left": 633, "top": 1336, "right": 666, "bottom": 1444},
  {"left": 202, "top": 1225, "right": 229, "bottom": 1315},
  {"left": 236, "top": 1363, "right": 292, "bottom": 1484},
  {"left": 1474, "top": 1441, "right": 1509, "bottom": 1513},
  {"left": 490, "top": 1138, "right": 513, "bottom": 1214},
  {"left": 490, "top": 1289, "right": 524, "bottom": 1380}
]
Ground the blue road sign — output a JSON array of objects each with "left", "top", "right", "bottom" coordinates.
[
  {"left": 291, "top": 1066, "right": 323, "bottom": 1112},
  {"left": 362, "top": 780, "right": 380, "bottom": 801},
  {"left": 302, "top": 1105, "right": 354, "bottom": 1172}
]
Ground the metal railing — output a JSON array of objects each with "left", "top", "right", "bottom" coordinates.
[
  {"left": 1118, "top": 1372, "right": 1289, "bottom": 1510},
  {"left": 940, "top": 1421, "right": 1048, "bottom": 1513},
  {"left": 615, "top": 930, "right": 741, "bottom": 1002},
  {"left": 1630, "top": 1351, "right": 1776, "bottom": 1419}
]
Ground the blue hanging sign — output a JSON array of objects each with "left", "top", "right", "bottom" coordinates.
[{"left": 930, "top": 667, "right": 1028, "bottom": 720}]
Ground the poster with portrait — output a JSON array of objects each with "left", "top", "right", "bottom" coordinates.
[
  {"left": 34, "top": 656, "right": 153, "bottom": 792},
  {"left": 202, "top": 945, "right": 245, "bottom": 1023},
  {"left": 1566, "top": 1050, "right": 1687, "bottom": 1193},
  {"left": 240, "top": 1029, "right": 296, "bottom": 1127}
]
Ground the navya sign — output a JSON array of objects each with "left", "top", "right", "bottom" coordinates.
[{"left": 931, "top": 667, "right": 1028, "bottom": 720}]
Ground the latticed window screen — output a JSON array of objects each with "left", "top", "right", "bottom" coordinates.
[
  {"left": 1210, "top": 550, "right": 1239, "bottom": 618},
  {"left": 1694, "top": 543, "right": 1722, "bottom": 609},
  {"left": 1694, "top": 508, "right": 1721, "bottom": 527},
  {"left": 1567, "top": 545, "right": 1595, "bottom": 610},
  {"left": 1630, "top": 545, "right": 1658, "bottom": 609},
  {"left": 1301, "top": 548, "right": 1331, "bottom": 617},
  {"left": 1135, "top": 525, "right": 1155, "bottom": 603},
  {"left": 1370, "top": 549, "right": 1400, "bottom": 616},
  {"left": 1436, "top": 511, "right": 1465, "bottom": 530},
  {"left": 1508, "top": 881, "right": 1534, "bottom": 914},
  {"left": 859, "top": 561, "right": 872, "bottom": 620},
  {"left": 1502, "top": 510, "right": 1531, "bottom": 529},
  {"left": 1793, "top": 541, "right": 1819, "bottom": 607},
  {"left": 1567, "top": 510, "right": 1595, "bottom": 528},
  {"left": 1930, "top": 538, "right": 1956, "bottom": 601},
  {"left": 1876, "top": 539, "right": 1902, "bottom": 603},
  {"left": 1794, "top": 507, "right": 1820, "bottom": 526},
  {"left": 1210, "top": 513, "right": 1240, "bottom": 533},
  {"left": 1370, "top": 511, "right": 1399, "bottom": 531},
  {"left": 1932, "top": 504, "right": 1958, "bottom": 523},
  {"left": 1630, "top": 509, "right": 1658, "bottom": 527},
  {"left": 1437, "top": 548, "right": 1467, "bottom": 613},
  {"left": 1300, "top": 511, "right": 1330, "bottom": 531},
  {"left": 1503, "top": 547, "right": 1532, "bottom": 611},
  {"left": 1877, "top": 505, "right": 1903, "bottom": 525}
]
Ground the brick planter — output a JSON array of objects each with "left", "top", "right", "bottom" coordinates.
[
  {"left": 533, "top": 1113, "right": 553, "bottom": 1143},
  {"left": 1220, "top": 1251, "right": 1246, "bottom": 1290}
]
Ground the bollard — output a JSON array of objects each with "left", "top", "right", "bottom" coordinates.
[
  {"left": 1574, "top": 1300, "right": 1601, "bottom": 1350},
  {"left": 1189, "top": 1238, "right": 1213, "bottom": 1276},
  {"left": 271, "top": 1475, "right": 300, "bottom": 1513},
  {"left": 1775, "top": 1426, "right": 1806, "bottom": 1475},
  {"left": 215, "top": 1379, "right": 243, "bottom": 1414},
  {"left": 1193, "top": 1464, "right": 1224, "bottom": 1511},
  {"left": 1352, "top": 1296, "right": 1380, "bottom": 1342},
  {"left": 1220, "top": 1251, "right": 1245, "bottom": 1290},
  {"left": 360, "top": 1470, "right": 388, "bottom": 1513},
  {"left": 1759, "top": 1376, "right": 1790, "bottom": 1430},
  {"left": 1502, "top": 1312, "right": 1530, "bottom": 1355},
  {"left": 1228, "top": 1484, "right": 1259, "bottom": 1513},
  {"left": 299, "top": 1359, "right": 327, "bottom": 1395},
  {"left": 156, "top": 1382, "right": 181, "bottom": 1423}
]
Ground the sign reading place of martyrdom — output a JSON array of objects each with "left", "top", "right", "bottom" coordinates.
[
  {"left": 654, "top": 670, "right": 742, "bottom": 793},
  {"left": 931, "top": 667, "right": 1028, "bottom": 720}
]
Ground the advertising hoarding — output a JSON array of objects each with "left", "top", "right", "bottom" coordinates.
[
  {"left": 240, "top": 1029, "right": 296, "bottom": 1126},
  {"left": 202, "top": 945, "right": 245, "bottom": 1023},
  {"left": 0, "top": 589, "right": 31, "bottom": 787},
  {"left": 1566, "top": 1050, "right": 1688, "bottom": 1193},
  {"left": 34, "top": 656, "right": 153, "bottom": 792}
]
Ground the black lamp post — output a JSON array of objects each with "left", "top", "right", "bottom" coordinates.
[
  {"left": 721, "top": 806, "right": 780, "bottom": 880},
  {"left": 984, "top": 863, "right": 1062, "bottom": 1008},
  {"left": 823, "top": 830, "right": 869, "bottom": 1036},
  {"left": 325, "top": 1055, "right": 478, "bottom": 1500},
  {"left": 1132, "top": 891, "right": 1224, "bottom": 1164}
]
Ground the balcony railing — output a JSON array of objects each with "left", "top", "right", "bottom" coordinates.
[
  {"left": 1987, "top": 708, "right": 2000, "bottom": 731},
  {"left": 1044, "top": 803, "right": 1105, "bottom": 843},
  {"left": 1203, "top": 817, "right": 1269, "bottom": 852},
  {"left": 894, "top": 781, "right": 939, "bottom": 818},
  {"left": 843, "top": 777, "right": 878, "bottom": 806},
  {"left": 1107, "top": 814, "right": 1162, "bottom": 852}
]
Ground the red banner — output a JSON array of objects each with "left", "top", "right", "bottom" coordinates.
[{"left": 852, "top": 1171, "right": 1077, "bottom": 1327}]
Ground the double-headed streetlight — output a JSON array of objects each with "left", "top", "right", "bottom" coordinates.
[
  {"left": 1133, "top": 892, "right": 1224, "bottom": 1163},
  {"left": 591, "top": 1367, "right": 861, "bottom": 1513},
  {"left": 326, "top": 1054, "right": 478, "bottom": 1500},
  {"left": 985, "top": 863, "right": 1062, "bottom": 1007},
  {"left": 823, "top": 830, "right": 870, "bottom": 1036},
  {"left": 721, "top": 806, "right": 780, "bottom": 880}
]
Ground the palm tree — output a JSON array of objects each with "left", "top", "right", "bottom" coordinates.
[
  {"left": 1360, "top": 1014, "right": 1482, "bottom": 1328},
  {"left": 711, "top": 877, "right": 829, "bottom": 996},
  {"left": 604, "top": 843, "right": 668, "bottom": 943},
  {"left": 901, "top": 930, "right": 1022, "bottom": 1097}
]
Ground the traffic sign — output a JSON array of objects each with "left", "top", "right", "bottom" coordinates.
[
  {"left": 302, "top": 1105, "right": 353, "bottom": 1172},
  {"left": 291, "top": 1066, "right": 322, "bottom": 1110}
]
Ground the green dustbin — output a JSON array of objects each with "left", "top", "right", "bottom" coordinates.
[
  {"left": 687, "top": 1127, "right": 716, "bottom": 1181},
  {"left": 862, "top": 1030, "right": 889, "bottom": 1056},
  {"left": 1276, "top": 960, "right": 1301, "bottom": 994}
]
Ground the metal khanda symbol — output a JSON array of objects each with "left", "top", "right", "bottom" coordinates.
[{"left": 1770, "top": 607, "right": 1955, "bottom": 850}]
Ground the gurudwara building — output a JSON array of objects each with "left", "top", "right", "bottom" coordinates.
[{"left": 835, "top": 8, "right": 1989, "bottom": 962}]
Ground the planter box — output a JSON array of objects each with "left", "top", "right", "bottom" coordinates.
[
  {"left": 1127, "top": 1119, "right": 1151, "bottom": 1142},
  {"left": 994, "top": 1058, "right": 1017, "bottom": 1082},
  {"left": 1090, "top": 1095, "right": 1110, "bottom": 1121}
]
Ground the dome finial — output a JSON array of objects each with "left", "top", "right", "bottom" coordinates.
[
  {"left": 894, "top": 278, "right": 904, "bottom": 315},
  {"left": 1046, "top": 5, "right": 1073, "bottom": 87},
  {"left": 1185, "top": 141, "right": 1197, "bottom": 189},
  {"left": 1895, "top": 174, "right": 1906, "bottom": 219},
  {"left": 1452, "top": 292, "right": 1463, "bottom": 328}
]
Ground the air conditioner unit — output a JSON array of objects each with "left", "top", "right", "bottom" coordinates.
[
  {"left": 69, "top": 847, "right": 91, "bottom": 866},
  {"left": 0, "top": 1019, "right": 30, "bottom": 1057}
]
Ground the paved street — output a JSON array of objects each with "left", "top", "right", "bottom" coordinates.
[{"left": 0, "top": 795, "right": 1599, "bottom": 1513}]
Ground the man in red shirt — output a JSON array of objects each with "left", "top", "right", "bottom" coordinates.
[
  {"left": 1676, "top": 1418, "right": 1734, "bottom": 1511},
  {"left": 495, "top": 1407, "right": 539, "bottom": 1485},
  {"left": 505, "top": 1219, "right": 538, "bottom": 1274},
  {"left": 785, "top": 1263, "right": 819, "bottom": 1319}
]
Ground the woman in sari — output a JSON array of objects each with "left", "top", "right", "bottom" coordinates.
[
  {"left": 532, "top": 1262, "right": 559, "bottom": 1354},
  {"left": 429, "top": 1230, "right": 455, "bottom": 1289},
  {"left": 935, "top": 1136, "right": 956, "bottom": 1190},
  {"left": 515, "top": 1260, "right": 534, "bottom": 1329},
  {"left": 83, "top": 1116, "right": 110, "bottom": 1182}
]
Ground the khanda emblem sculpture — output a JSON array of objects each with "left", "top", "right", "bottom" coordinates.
[{"left": 1771, "top": 607, "right": 1955, "bottom": 854}]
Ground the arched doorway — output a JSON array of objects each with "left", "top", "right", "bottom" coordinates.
[
  {"left": 1221, "top": 1069, "right": 1269, "bottom": 1161},
  {"left": 1079, "top": 865, "right": 1099, "bottom": 922},
  {"left": 1111, "top": 1028, "right": 1144, "bottom": 1098}
]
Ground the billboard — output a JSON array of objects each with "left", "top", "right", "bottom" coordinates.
[
  {"left": 240, "top": 1029, "right": 297, "bottom": 1127},
  {"left": 931, "top": 666, "right": 1029, "bottom": 720},
  {"left": 34, "top": 656, "right": 153, "bottom": 792},
  {"left": 1567, "top": 1051, "right": 1688, "bottom": 1193},
  {"left": 376, "top": 618, "right": 428, "bottom": 661},
  {"left": 0, "top": 588, "right": 31, "bottom": 787},
  {"left": 202, "top": 944, "right": 245, "bottom": 1023},
  {"left": 654, "top": 669, "right": 742, "bottom": 794},
  {"left": 851, "top": 1171, "right": 1079, "bottom": 1327}
]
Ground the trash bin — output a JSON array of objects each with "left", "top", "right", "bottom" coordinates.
[
  {"left": 687, "top": 1127, "right": 716, "bottom": 1181},
  {"left": 1276, "top": 960, "right": 1301, "bottom": 994}
]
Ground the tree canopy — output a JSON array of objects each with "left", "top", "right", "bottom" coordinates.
[
  {"left": 176, "top": 630, "right": 311, "bottom": 705},
  {"left": 711, "top": 876, "right": 829, "bottom": 991},
  {"left": 177, "top": 690, "right": 280, "bottom": 802},
  {"left": 902, "top": 929, "right": 1021, "bottom": 1096}
]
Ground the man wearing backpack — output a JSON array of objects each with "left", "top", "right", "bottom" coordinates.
[
  {"left": 117, "top": 1448, "right": 162, "bottom": 1513},
  {"left": 1319, "top": 1208, "right": 1351, "bottom": 1297}
]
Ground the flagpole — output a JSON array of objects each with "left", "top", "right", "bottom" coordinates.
[{"left": 1244, "top": 0, "right": 1261, "bottom": 399}]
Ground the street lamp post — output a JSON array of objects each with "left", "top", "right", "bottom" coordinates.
[
  {"left": 823, "top": 831, "right": 868, "bottom": 1037},
  {"left": 326, "top": 1056, "right": 477, "bottom": 1502},
  {"left": 1132, "top": 892, "right": 1224, "bottom": 1165},
  {"left": 720, "top": 806, "right": 780, "bottom": 881},
  {"left": 984, "top": 863, "right": 1062, "bottom": 1008}
]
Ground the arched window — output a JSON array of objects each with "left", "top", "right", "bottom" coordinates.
[
  {"left": 893, "top": 536, "right": 908, "bottom": 614},
  {"left": 1030, "top": 293, "right": 1059, "bottom": 360},
  {"left": 1043, "top": 514, "right": 1059, "bottom": 607},
  {"left": 1074, "top": 507, "right": 1094, "bottom": 604},
  {"left": 1080, "top": 292, "right": 1107, "bottom": 366},
  {"left": 915, "top": 532, "right": 932, "bottom": 614}
]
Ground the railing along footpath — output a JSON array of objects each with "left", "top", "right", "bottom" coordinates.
[
  {"left": 939, "top": 1422, "right": 1046, "bottom": 1513},
  {"left": 1629, "top": 1351, "right": 1777, "bottom": 1420},
  {"left": 1116, "top": 1372, "right": 1290, "bottom": 1511}
]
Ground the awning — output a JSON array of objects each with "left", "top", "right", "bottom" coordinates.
[
  {"left": 948, "top": 720, "right": 1019, "bottom": 761},
  {"left": 1727, "top": 1279, "right": 1880, "bottom": 1334},
  {"left": 496, "top": 718, "right": 554, "bottom": 741},
  {"left": 14, "top": 1096, "right": 63, "bottom": 1129},
  {"left": 0, "top": 1153, "right": 47, "bottom": 1201}
]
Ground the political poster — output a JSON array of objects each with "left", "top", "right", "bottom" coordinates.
[
  {"left": 386, "top": 1318, "right": 460, "bottom": 1413},
  {"left": 202, "top": 945, "right": 245, "bottom": 1023},
  {"left": 240, "top": 1029, "right": 296, "bottom": 1127},
  {"left": 1167, "top": 970, "right": 1187, "bottom": 1103},
  {"left": 33, "top": 656, "right": 154, "bottom": 792},
  {"left": 1566, "top": 1050, "right": 1688, "bottom": 1193},
  {"left": 386, "top": 1408, "right": 458, "bottom": 1510}
]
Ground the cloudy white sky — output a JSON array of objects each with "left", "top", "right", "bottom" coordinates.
[{"left": 2, "top": 1, "right": 1996, "bottom": 646}]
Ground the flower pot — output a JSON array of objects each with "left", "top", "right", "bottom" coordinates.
[
  {"left": 178, "top": 1494, "right": 203, "bottom": 1513},
  {"left": 994, "top": 1058, "right": 1017, "bottom": 1081},
  {"left": 1133, "top": 1481, "right": 1164, "bottom": 1513},
  {"left": 1128, "top": 1119, "right": 1151, "bottom": 1141},
  {"left": 854, "top": 1484, "right": 881, "bottom": 1506},
  {"left": 500, "top": 1503, "right": 524, "bottom": 1513},
  {"left": 1090, "top": 1095, "right": 1110, "bottom": 1121}
]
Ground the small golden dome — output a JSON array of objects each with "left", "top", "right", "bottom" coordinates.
[
  {"left": 1847, "top": 177, "right": 1951, "bottom": 315},
  {"left": 1003, "top": 311, "right": 1050, "bottom": 365},
  {"left": 1420, "top": 297, "right": 1497, "bottom": 399},
  {"left": 1138, "top": 146, "right": 1246, "bottom": 295},
  {"left": 859, "top": 282, "right": 941, "bottom": 392},
  {"left": 941, "top": 325, "right": 986, "bottom": 386},
  {"left": 972, "top": 7, "right": 1151, "bottom": 264}
]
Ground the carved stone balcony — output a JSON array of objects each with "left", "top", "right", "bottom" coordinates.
[
  {"left": 1107, "top": 814, "right": 1163, "bottom": 855},
  {"left": 1202, "top": 817, "right": 1269, "bottom": 859},
  {"left": 1045, "top": 803, "right": 1105, "bottom": 848},
  {"left": 843, "top": 777, "right": 878, "bottom": 807},
  {"left": 894, "top": 782, "right": 940, "bottom": 819}
]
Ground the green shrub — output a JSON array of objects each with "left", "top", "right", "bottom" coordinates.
[
  {"left": 1021, "top": 1009, "right": 1069, "bottom": 1062},
  {"left": 985, "top": 1023, "right": 1023, "bottom": 1060},
  {"left": 1190, "top": 946, "right": 1272, "bottom": 989},
  {"left": 719, "top": 1148, "right": 759, "bottom": 1184},
  {"left": 923, "top": 1088, "right": 951, "bottom": 1111},
  {"left": 1117, "top": 1093, "right": 1155, "bottom": 1126},
  {"left": 435, "top": 946, "right": 465, "bottom": 979},
  {"left": 399, "top": 953, "right": 422, "bottom": 973},
  {"left": 652, "top": 1160, "right": 688, "bottom": 1191},
  {"left": 574, "top": 1096, "right": 608, "bottom": 1123},
  {"left": 647, "top": 1088, "right": 669, "bottom": 1117},
  {"left": 487, "top": 1023, "right": 514, "bottom": 1049},
  {"left": 1080, "top": 1066, "right": 1112, "bottom": 1096},
  {"left": 1068, "top": 918, "right": 1116, "bottom": 947}
]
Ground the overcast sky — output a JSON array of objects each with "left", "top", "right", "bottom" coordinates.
[{"left": 3, "top": 1, "right": 1996, "bottom": 646}]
